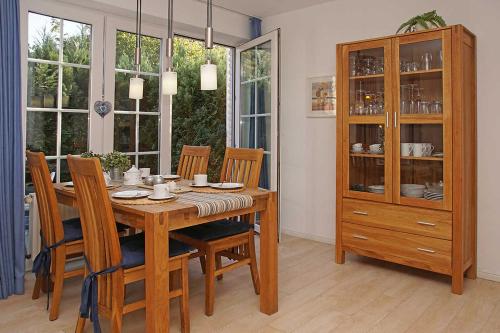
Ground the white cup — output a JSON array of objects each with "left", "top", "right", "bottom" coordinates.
[
  {"left": 194, "top": 174, "right": 208, "bottom": 186},
  {"left": 167, "top": 181, "right": 177, "bottom": 192},
  {"left": 369, "top": 143, "right": 382, "bottom": 152},
  {"left": 140, "top": 168, "right": 150, "bottom": 178},
  {"left": 401, "top": 143, "right": 414, "bottom": 157},
  {"left": 352, "top": 143, "right": 363, "bottom": 152},
  {"left": 153, "top": 184, "right": 169, "bottom": 198},
  {"left": 423, "top": 143, "right": 435, "bottom": 156},
  {"left": 413, "top": 143, "right": 425, "bottom": 157}
]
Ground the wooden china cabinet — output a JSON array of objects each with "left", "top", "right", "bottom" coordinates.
[{"left": 335, "top": 25, "right": 476, "bottom": 294}]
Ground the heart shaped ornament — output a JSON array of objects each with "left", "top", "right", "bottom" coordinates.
[{"left": 94, "top": 100, "right": 112, "bottom": 118}]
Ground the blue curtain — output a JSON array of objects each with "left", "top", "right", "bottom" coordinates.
[
  {"left": 250, "top": 17, "right": 262, "bottom": 39},
  {"left": 0, "top": 0, "right": 25, "bottom": 299}
]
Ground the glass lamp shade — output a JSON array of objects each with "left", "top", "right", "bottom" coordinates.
[
  {"left": 129, "top": 77, "right": 144, "bottom": 99},
  {"left": 200, "top": 62, "right": 217, "bottom": 90},
  {"left": 162, "top": 70, "right": 178, "bottom": 95}
]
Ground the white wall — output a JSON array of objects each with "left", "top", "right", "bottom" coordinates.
[{"left": 263, "top": 0, "right": 500, "bottom": 280}]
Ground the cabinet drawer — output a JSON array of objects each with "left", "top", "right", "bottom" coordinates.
[
  {"left": 342, "top": 198, "right": 452, "bottom": 240},
  {"left": 342, "top": 222, "right": 451, "bottom": 274}
]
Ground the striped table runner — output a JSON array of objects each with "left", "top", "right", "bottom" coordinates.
[{"left": 177, "top": 192, "right": 253, "bottom": 217}]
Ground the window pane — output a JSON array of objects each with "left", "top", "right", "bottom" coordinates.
[
  {"left": 62, "top": 20, "right": 91, "bottom": 65},
  {"left": 26, "top": 111, "right": 57, "bottom": 156},
  {"left": 257, "top": 78, "right": 271, "bottom": 114},
  {"left": 139, "top": 115, "right": 159, "bottom": 152},
  {"left": 59, "top": 159, "right": 72, "bottom": 182},
  {"left": 257, "top": 116, "right": 271, "bottom": 151},
  {"left": 139, "top": 154, "right": 159, "bottom": 175},
  {"left": 28, "top": 62, "right": 58, "bottom": 108},
  {"left": 240, "top": 82, "right": 255, "bottom": 115},
  {"left": 259, "top": 154, "right": 271, "bottom": 189},
  {"left": 28, "top": 13, "right": 59, "bottom": 61},
  {"left": 140, "top": 35, "right": 161, "bottom": 73},
  {"left": 256, "top": 41, "right": 271, "bottom": 78},
  {"left": 114, "top": 114, "right": 136, "bottom": 152},
  {"left": 115, "top": 31, "right": 135, "bottom": 71},
  {"left": 61, "top": 112, "right": 88, "bottom": 155},
  {"left": 240, "top": 117, "right": 255, "bottom": 149},
  {"left": 62, "top": 66, "right": 89, "bottom": 109},
  {"left": 241, "top": 48, "right": 255, "bottom": 82},
  {"left": 139, "top": 75, "right": 159, "bottom": 112},
  {"left": 114, "top": 72, "right": 135, "bottom": 111}
]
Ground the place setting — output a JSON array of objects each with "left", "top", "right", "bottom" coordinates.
[
  {"left": 189, "top": 174, "right": 245, "bottom": 193},
  {"left": 111, "top": 183, "right": 177, "bottom": 205}
]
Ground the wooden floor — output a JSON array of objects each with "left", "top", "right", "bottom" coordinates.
[{"left": 1, "top": 235, "right": 500, "bottom": 333}]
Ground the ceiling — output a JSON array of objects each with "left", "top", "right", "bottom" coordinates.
[{"left": 204, "top": 0, "right": 335, "bottom": 18}]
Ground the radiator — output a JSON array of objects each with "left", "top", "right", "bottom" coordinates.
[{"left": 26, "top": 193, "right": 79, "bottom": 271}]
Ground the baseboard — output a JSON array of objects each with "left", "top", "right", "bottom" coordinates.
[
  {"left": 478, "top": 270, "right": 500, "bottom": 283},
  {"left": 281, "top": 228, "right": 334, "bottom": 244}
]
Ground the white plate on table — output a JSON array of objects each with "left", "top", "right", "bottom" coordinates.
[
  {"left": 163, "top": 174, "right": 181, "bottom": 180},
  {"left": 148, "top": 193, "right": 176, "bottom": 201},
  {"left": 210, "top": 182, "right": 244, "bottom": 190},
  {"left": 112, "top": 190, "right": 151, "bottom": 199},
  {"left": 189, "top": 183, "right": 211, "bottom": 188}
]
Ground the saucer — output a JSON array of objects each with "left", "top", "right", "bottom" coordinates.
[
  {"left": 368, "top": 150, "right": 384, "bottom": 154},
  {"left": 189, "top": 183, "right": 210, "bottom": 188},
  {"left": 148, "top": 194, "right": 176, "bottom": 201}
]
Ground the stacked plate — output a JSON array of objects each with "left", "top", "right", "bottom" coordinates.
[
  {"left": 401, "top": 184, "right": 426, "bottom": 198},
  {"left": 424, "top": 190, "right": 443, "bottom": 200},
  {"left": 368, "top": 185, "right": 384, "bottom": 194}
]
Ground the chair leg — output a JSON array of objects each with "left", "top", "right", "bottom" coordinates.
[
  {"left": 49, "top": 251, "right": 66, "bottom": 321},
  {"left": 248, "top": 234, "right": 261, "bottom": 295},
  {"left": 205, "top": 247, "right": 216, "bottom": 316},
  {"left": 215, "top": 254, "right": 223, "bottom": 281},
  {"left": 32, "top": 274, "right": 43, "bottom": 300},
  {"left": 75, "top": 316, "right": 86, "bottom": 333},
  {"left": 110, "top": 282, "right": 125, "bottom": 333},
  {"left": 180, "top": 258, "right": 190, "bottom": 333},
  {"left": 199, "top": 255, "right": 206, "bottom": 275}
]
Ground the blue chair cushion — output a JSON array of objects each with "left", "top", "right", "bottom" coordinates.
[
  {"left": 120, "top": 233, "right": 192, "bottom": 269},
  {"left": 62, "top": 217, "right": 129, "bottom": 242},
  {"left": 177, "top": 220, "right": 252, "bottom": 242}
]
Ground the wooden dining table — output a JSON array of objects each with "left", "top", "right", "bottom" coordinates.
[{"left": 54, "top": 181, "right": 278, "bottom": 332}]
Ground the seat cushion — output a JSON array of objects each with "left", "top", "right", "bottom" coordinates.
[
  {"left": 62, "top": 217, "right": 129, "bottom": 242},
  {"left": 177, "top": 220, "right": 252, "bottom": 242},
  {"left": 120, "top": 233, "right": 192, "bottom": 269}
]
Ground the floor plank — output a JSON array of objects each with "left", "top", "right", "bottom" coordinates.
[{"left": 1, "top": 235, "right": 499, "bottom": 333}]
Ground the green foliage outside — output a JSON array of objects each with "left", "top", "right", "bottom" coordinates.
[{"left": 171, "top": 37, "right": 229, "bottom": 181}]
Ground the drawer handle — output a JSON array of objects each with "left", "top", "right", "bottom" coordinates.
[
  {"left": 417, "top": 221, "right": 437, "bottom": 227},
  {"left": 353, "top": 234, "right": 368, "bottom": 240},
  {"left": 417, "top": 247, "right": 436, "bottom": 254},
  {"left": 353, "top": 210, "right": 368, "bottom": 216}
]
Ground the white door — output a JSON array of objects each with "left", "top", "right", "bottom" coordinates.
[
  {"left": 235, "top": 30, "right": 280, "bottom": 191},
  {"left": 235, "top": 30, "right": 280, "bottom": 233}
]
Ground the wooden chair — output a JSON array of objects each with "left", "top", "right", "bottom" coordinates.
[
  {"left": 67, "top": 155, "right": 191, "bottom": 333},
  {"left": 26, "top": 151, "right": 85, "bottom": 321},
  {"left": 171, "top": 147, "right": 264, "bottom": 316},
  {"left": 176, "top": 145, "right": 211, "bottom": 180}
]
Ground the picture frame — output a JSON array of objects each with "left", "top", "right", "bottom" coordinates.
[{"left": 307, "top": 75, "right": 336, "bottom": 118}]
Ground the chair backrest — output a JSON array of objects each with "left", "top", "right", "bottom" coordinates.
[
  {"left": 176, "top": 145, "right": 211, "bottom": 180},
  {"left": 220, "top": 147, "right": 264, "bottom": 188},
  {"left": 67, "top": 155, "right": 122, "bottom": 273},
  {"left": 26, "top": 151, "right": 64, "bottom": 246}
]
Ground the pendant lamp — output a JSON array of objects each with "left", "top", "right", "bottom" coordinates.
[
  {"left": 162, "top": 0, "right": 177, "bottom": 95},
  {"left": 201, "top": 0, "right": 217, "bottom": 91},
  {"left": 129, "top": 0, "right": 144, "bottom": 99}
]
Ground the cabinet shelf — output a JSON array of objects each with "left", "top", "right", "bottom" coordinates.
[
  {"left": 348, "top": 115, "right": 385, "bottom": 124},
  {"left": 350, "top": 153, "right": 384, "bottom": 158},
  {"left": 400, "top": 156, "right": 443, "bottom": 161},
  {"left": 349, "top": 73, "right": 384, "bottom": 80},
  {"left": 400, "top": 114, "right": 443, "bottom": 124},
  {"left": 400, "top": 68, "right": 442, "bottom": 76}
]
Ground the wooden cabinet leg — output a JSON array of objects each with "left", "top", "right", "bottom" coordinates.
[
  {"left": 335, "top": 249, "right": 345, "bottom": 264},
  {"left": 465, "top": 264, "right": 477, "bottom": 279},
  {"left": 451, "top": 272, "right": 464, "bottom": 295}
]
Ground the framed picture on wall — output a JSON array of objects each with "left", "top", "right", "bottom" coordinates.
[{"left": 307, "top": 75, "right": 336, "bottom": 117}]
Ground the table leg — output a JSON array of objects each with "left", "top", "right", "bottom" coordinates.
[
  {"left": 145, "top": 212, "right": 170, "bottom": 332},
  {"left": 259, "top": 192, "right": 278, "bottom": 314}
]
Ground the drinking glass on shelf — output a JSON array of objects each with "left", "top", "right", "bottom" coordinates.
[
  {"left": 418, "top": 101, "right": 431, "bottom": 114},
  {"left": 430, "top": 100, "right": 443, "bottom": 114},
  {"left": 374, "top": 57, "right": 384, "bottom": 74},
  {"left": 421, "top": 52, "right": 433, "bottom": 71},
  {"left": 363, "top": 57, "right": 376, "bottom": 75},
  {"left": 400, "top": 84, "right": 411, "bottom": 114},
  {"left": 350, "top": 56, "right": 358, "bottom": 76},
  {"left": 409, "top": 61, "right": 419, "bottom": 72}
]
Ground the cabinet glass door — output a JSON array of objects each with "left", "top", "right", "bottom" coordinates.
[
  {"left": 342, "top": 40, "right": 392, "bottom": 202},
  {"left": 394, "top": 30, "right": 452, "bottom": 210}
]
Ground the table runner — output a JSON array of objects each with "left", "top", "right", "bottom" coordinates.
[{"left": 177, "top": 192, "right": 253, "bottom": 217}]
